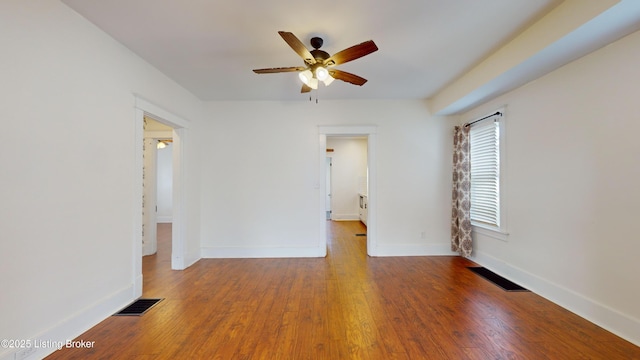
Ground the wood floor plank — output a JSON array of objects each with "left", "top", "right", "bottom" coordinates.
[{"left": 45, "top": 221, "right": 640, "bottom": 359}]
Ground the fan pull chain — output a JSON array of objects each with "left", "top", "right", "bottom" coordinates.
[{"left": 308, "top": 88, "right": 320, "bottom": 104}]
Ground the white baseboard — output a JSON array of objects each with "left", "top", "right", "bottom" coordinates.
[
  {"left": 1, "top": 285, "right": 135, "bottom": 360},
  {"left": 142, "top": 242, "right": 156, "bottom": 256},
  {"left": 179, "top": 250, "right": 201, "bottom": 270},
  {"left": 472, "top": 250, "right": 640, "bottom": 347},
  {"left": 134, "top": 274, "right": 143, "bottom": 298},
  {"left": 374, "top": 243, "right": 457, "bottom": 257},
  {"left": 330, "top": 213, "right": 360, "bottom": 221},
  {"left": 170, "top": 249, "right": 201, "bottom": 270},
  {"left": 201, "top": 246, "right": 326, "bottom": 258}
]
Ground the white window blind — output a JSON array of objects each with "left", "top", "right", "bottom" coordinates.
[{"left": 470, "top": 120, "right": 500, "bottom": 227}]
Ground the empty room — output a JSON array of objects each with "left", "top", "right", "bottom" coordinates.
[{"left": 2, "top": 0, "right": 640, "bottom": 359}]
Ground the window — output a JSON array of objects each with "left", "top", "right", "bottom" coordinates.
[{"left": 469, "top": 117, "right": 501, "bottom": 229}]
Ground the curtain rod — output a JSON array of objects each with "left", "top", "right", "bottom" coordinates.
[{"left": 464, "top": 111, "right": 502, "bottom": 127}]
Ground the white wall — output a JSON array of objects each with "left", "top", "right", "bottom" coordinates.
[
  {"left": 0, "top": 1, "right": 203, "bottom": 359},
  {"left": 461, "top": 29, "right": 640, "bottom": 345},
  {"left": 200, "top": 100, "right": 455, "bottom": 257},
  {"left": 326, "top": 137, "right": 367, "bottom": 221},
  {"left": 4, "top": 0, "right": 636, "bottom": 354}
]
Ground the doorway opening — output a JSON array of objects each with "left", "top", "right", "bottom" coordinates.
[
  {"left": 319, "top": 126, "right": 377, "bottom": 257},
  {"left": 142, "top": 117, "right": 173, "bottom": 258},
  {"left": 133, "top": 96, "right": 189, "bottom": 297},
  {"left": 326, "top": 136, "right": 368, "bottom": 222},
  {"left": 326, "top": 136, "right": 368, "bottom": 251}
]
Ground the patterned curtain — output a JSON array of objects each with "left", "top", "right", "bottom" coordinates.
[{"left": 451, "top": 126, "right": 472, "bottom": 257}]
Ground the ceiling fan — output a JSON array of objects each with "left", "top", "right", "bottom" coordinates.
[{"left": 253, "top": 31, "right": 378, "bottom": 93}]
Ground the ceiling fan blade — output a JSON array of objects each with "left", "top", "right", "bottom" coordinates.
[
  {"left": 329, "top": 69, "right": 368, "bottom": 86},
  {"left": 301, "top": 84, "right": 312, "bottom": 93},
  {"left": 253, "top": 66, "right": 306, "bottom": 74},
  {"left": 324, "top": 40, "right": 378, "bottom": 66},
  {"left": 278, "top": 31, "right": 316, "bottom": 65}
]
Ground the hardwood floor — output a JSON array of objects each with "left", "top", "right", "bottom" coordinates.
[{"left": 47, "top": 221, "right": 639, "bottom": 359}]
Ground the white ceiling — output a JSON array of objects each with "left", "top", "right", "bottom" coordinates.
[
  {"left": 60, "top": 0, "right": 640, "bottom": 109},
  {"left": 60, "top": 0, "right": 560, "bottom": 102}
]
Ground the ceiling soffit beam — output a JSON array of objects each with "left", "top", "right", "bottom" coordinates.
[{"left": 429, "top": 0, "right": 630, "bottom": 115}]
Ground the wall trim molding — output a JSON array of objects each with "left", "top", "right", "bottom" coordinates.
[
  {"left": 319, "top": 125, "right": 377, "bottom": 256},
  {"left": 134, "top": 95, "right": 193, "bottom": 275},
  {"left": 134, "top": 95, "right": 190, "bottom": 128},
  {"left": 142, "top": 240, "right": 156, "bottom": 256},
  {"left": 472, "top": 250, "right": 640, "bottom": 347},
  {"left": 0, "top": 285, "right": 133, "bottom": 360},
  {"left": 183, "top": 250, "right": 201, "bottom": 268},
  {"left": 201, "top": 246, "right": 325, "bottom": 259},
  {"left": 375, "top": 243, "right": 457, "bottom": 257},
  {"left": 330, "top": 214, "right": 360, "bottom": 221}
]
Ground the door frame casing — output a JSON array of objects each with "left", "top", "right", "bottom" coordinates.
[
  {"left": 133, "top": 95, "right": 189, "bottom": 297},
  {"left": 318, "top": 126, "right": 377, "bottom": 256}
]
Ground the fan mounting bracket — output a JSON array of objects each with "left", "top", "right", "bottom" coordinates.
[{"left": 310, "top": 37, "right": 323, "bottom": 49}]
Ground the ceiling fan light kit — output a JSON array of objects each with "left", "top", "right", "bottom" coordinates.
[
  {"left": 298, "top": 69, "right": 317, "bottom": 89},
  {"left": 315, "top": 67, "right": 328, "bottom": 80},
  {"left": 253, "top": 31, "right": 378, "bottom": 94},
  {"left": 321, "top": 73, "right": 334, "bottom": 86}
]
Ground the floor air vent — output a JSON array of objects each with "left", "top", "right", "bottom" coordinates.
[
  {"left": 114, "top": 298, "right": 163, "bottom": 316},
  {"left": 467, "top": 267, "right": 529, "bottom": 292}
]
